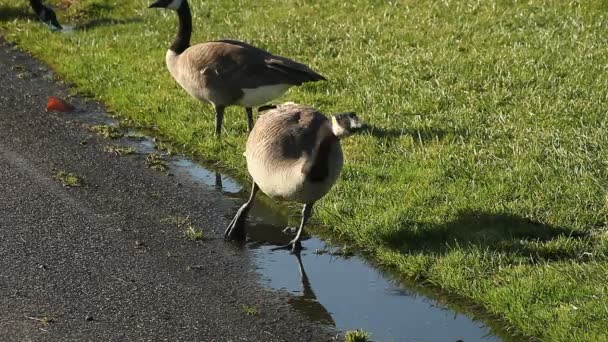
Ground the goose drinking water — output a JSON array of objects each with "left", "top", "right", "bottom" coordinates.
[
  {"left": 148, "top": 0, "right": 326, "bottom": 136},
  {"left": 224, "top": 103, "right": 362, "bottom": 253}
]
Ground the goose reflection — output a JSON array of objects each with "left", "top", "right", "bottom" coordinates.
[
  {"left": 247, "top": 220, "right": 335, "bottom": 326},
  {"left": 289, "top": 252, "right": 335, "bottom": 326},
  {"left": 215, "top": 171, "right": 222, "bottom": 191}
]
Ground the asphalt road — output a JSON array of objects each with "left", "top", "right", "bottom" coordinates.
[{"left": 0, "top": 38, "right": 334, "bottom": 342}]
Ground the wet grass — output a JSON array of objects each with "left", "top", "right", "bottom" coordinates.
[
  {"left": 88, "top": 124, "right": 123, "bottom": 139},
  {"left": 145, "top": 153, "right": 167, "bottom": 172},
  {"left": 103, "top": 145, "right": 135, "bottom": 155},
  {"left": 3, "top": 0, "right": 608, "bottom": 340}
]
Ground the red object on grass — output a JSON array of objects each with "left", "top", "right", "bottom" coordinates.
[{"left": 46, "top": 96, "right": 75, "bottom": 112}]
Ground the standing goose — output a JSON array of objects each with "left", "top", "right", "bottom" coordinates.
[
  {"left": 29, "top": 0, "right": 62, "bottom": 30},
  {"left": 224, "top": 103, "right": 362, "bottom": 253},
  {"left": 148, "top": 0, "right": 327, "bottom": 136}
]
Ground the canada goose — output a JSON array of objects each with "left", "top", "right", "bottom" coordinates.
[
  {"left": 29, "top": 0, "right": 62, "bottom": 30},
  {"left": 224, "top": 103, "right": 362, "bottom": 253},
  {"left": 148, "top": 0, "right": 327, "bottom": 137}
]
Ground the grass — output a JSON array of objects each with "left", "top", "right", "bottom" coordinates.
[
  {"left": 103, "top": 145, "right": 135, "bottom": 155},
  {"left": 184, "top": 225, "right": 204, "bottom": 241},
  {"left": 145, "top": 153, "right": 168, "bottom": 171},
  {"left": 241, "top": 305, "right": 258, "bottom": 316},
  {"left": 54, "top": 170, "right": 83, "bottom": 187},
  {"left": 345, "top": 329, "right": 370, "bottom": 342},
  {"left": 161, "top": 216, "right": 204, "bottom": 241},
  {"left": 3, "top": 0, "right": 608, "bottom": 340},
  {"left": 25, "top": 315, "right": 54, "bottom": 325},
  {"left": 88, "top": 124, "right": 123, "bottom": 139}
]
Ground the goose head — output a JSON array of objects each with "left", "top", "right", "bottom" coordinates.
[
  {"left": 331, "top": 112, "right": 363, "bottom": 138},
  {"left": 148, "top": 0, "right": 186, "bottom": 10}
]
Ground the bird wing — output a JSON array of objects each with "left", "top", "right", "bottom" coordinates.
[{"left": 192, "top": 40, "right": 326, "bottom": 89}]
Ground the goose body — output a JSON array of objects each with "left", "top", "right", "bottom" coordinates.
[
  {"left": 245, "top": 103, "right": 343, "bottom": 203},
  {"left": 150, "top": 0, "right": 326, "bottom": 136},
  {"left": 225, "top": 103, "right": 362, "bottom": 253}
]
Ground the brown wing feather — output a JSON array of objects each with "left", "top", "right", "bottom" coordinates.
[
  {"left": 186, "top": 41, "right": 326, "bottom": 90},
  {"left": 247, "top": 104, "right": 331, "bottom": 165}
]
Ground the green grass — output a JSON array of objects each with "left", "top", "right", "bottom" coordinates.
[
  {"left": 54, "top": 170, "right": 83, "bottom": 187},
  {"left": 184, "top": 225, "right": 204, "bottom": 241},
  {"left": 242, "top": 304, "right": 258, "bottom": 316},
  {"left": 161, "top": 216, "right": 205, "bottom": 241},
  {"left": 103, "top": 145, "right": 135, "bottom": 155},
  {"left": 3, "top": 0, "right": 608, "bottom": 340},
  {"left": 88, "top": 124, "right": 123, "bottom": 139},
  {"left": 345, "top": 329, "right": 370, "bottom": 342},
  {"left": 145, "top": 153, "right": 168, "bottom": 171}
]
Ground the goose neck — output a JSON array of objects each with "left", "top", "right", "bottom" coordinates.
[
  {"left": 29, "top": 0, "right": 43, "bottom": 14},
  {"left": 170, "top": 1, "right": 192, "bottom": 55}
]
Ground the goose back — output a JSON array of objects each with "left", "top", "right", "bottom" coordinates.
[
  {"left": 245, "top": 104, "right": 343, "bottom": 203},
  {"left": 166, "top": 41, "right": 325, "bottom": 107}
]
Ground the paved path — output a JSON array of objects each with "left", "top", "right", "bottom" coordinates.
[{"left": 0, "top": 38, "right": 334, "bottom": 342}]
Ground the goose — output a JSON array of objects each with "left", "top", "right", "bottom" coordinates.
[
  {"left": 224, "top": 102, "right": 362, "bottom": 253},
  {"left": 29, "top": 0, "right": 62, "bottom": 30},
  {"left": 148, "top": 0, "right": 327, "bottom": 136}
]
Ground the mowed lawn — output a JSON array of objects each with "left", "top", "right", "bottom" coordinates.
[{"left": 2, "top": 0, "right": 608, "bottom": 340}]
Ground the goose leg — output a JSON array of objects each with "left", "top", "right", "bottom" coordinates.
[
  {"left": 272, "top": 203, "right": 314, "bottom": 254},
  {"left": 224, "top": 182, "right": 259, "bottom": 240},
  {"left": 214, "top": 105, "right": 225, "bottom": 137},
  {"left": 245, "top": 107, "right": 254, "bottom": 131}
]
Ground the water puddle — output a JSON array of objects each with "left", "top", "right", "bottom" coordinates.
[
  {"left": 59, "top": 25, "right": 75, "bottom": 34},
  {"left": 160, "top": 154, "right": 514, "bottom": 341},
  {"left": 66, "top": 107, "right": 513, "bottom": 342},
  {"left": 171, "top": 159, "right": 242, "bottom": 195},
  {"left": 245, "top": 221, "right": 508, "bottom": 342}
]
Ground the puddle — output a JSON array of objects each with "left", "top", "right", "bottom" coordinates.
[
  {"left": 245, "top": 222, "right": 508, "bottom": 342},
  {"left": 60, "top": 25, "right": 75, "bottom": 33},
  {"left": 63, "top": 106, "right": 513, "bottom": 342},
  {"left": 171, "top": 159, "right": 242, "bottom": 195},
  {"left": 167, "top": 159, "right": 514, "bottom": 341}
]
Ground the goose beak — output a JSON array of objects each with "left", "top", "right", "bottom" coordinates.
[{"left": 148, "top": 1, "right": 162, "bottom": 8}]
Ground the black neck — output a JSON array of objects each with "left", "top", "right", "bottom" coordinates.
[
  {"left": 29, "top": 0, "right": 44, "bottom": 14},
  {"left": 170, "top": 1, "right": 192, "bottom": 55}
]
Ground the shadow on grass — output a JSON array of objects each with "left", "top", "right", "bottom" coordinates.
[
  {"left": 0, "top": 5, "right": 33, "bottom": 22},
  {"left": 361, "top": 123, "right": 467, "bottom": 144},
  {"left": 74, "top": 17, "right": 142, "bottom": 30},
  {"left": 383, "top": 211, "right": 591, "bottom": 262}
]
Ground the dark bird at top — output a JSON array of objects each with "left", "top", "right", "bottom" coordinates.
[
  {"left": 29, "top": 0, "right": 62, "bottom": 30},
  {"left": 148, "top": 0, "right": 327, "bottom": 137}
]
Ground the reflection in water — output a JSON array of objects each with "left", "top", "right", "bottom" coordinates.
[
  {"left": 171, "top": 159, "right": 242, "bottom": 194},
  {"left": 288, "top": 253, "right": 335, "bottom": 326},
  {"left": 252, "top": 237, "right": 505, "bottom": 342},
  {"left": 215, "top": 171, "right": 222, "bottom": 191}
]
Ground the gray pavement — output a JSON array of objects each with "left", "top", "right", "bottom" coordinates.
[{"left": 0, "top": 38, "right": 334, "bottom": 342}]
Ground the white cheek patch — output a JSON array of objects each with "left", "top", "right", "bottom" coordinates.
[
  {"left": 349, "top": 117, "right": 362, "bottom": 129},
  {"left": 331, "top": 116, "right": 347, "bottom": 137},
  {"left": 167, "top": 0, "right": 183, "bottom": 10}
]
